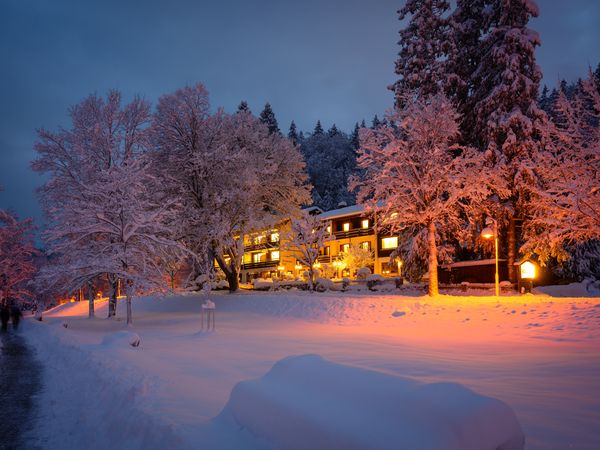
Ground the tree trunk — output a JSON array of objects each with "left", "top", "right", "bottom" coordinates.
[
  {"left": 214, "top": 248, "right": 240, "bottom": 293},
  {"left": 126, "top": 295, "right": 133, "bottom": 326},
  {"left": 87, "top": 281, "right": 95, "bottom": 318},
  {"left": 225, "top": 267, "right": 239, "bottom": 292},
  {"left": 109, "top": 281, "right": 118, "bottom": 318},
  {"left": 308, "top": 267, "right": 314, "bottom": 291},
  {"left": 428, "top": 221, "right": 439, "bottom": 296},
  {"left": 507, "top": 217, "right": 517, "bottom": 282}
]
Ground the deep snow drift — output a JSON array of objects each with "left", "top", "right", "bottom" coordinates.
[
  {"left": 23, "top": 286, "right": 600, "bottom": 449},
  {"left": 220, "top": 354, "right": 524, "bottom": 450}
]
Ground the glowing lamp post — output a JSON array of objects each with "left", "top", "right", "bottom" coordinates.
[
  {"left": 520, "top": 261, "right": 536, "bottom": 279},
  {"left": 517, "top": 260, "right": 536, "bottom": 293},
  {"left": 481, "top": 217, "right": 500, "bottom": 297}
]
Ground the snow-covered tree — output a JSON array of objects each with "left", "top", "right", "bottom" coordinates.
[
  {"left": 353, "top": 93, "right": 508, "bottom": 296},
  {"left": 350, "top": 123, "right": 360, "bottom": 150},
  {"left": 522, "top": 71, "right": 600, "bottom": 263},
  {"left": 446, "top": 0, "right": 489, "bottom": 144},
  {"left": 338, "top": 245, "right": 374, "bottom": 277},
  {"left": 301, "top": 127, "right": 357, "bottom": 210},
  {"left": 312, "top": 120, "right": 324, "bottom": 136},
  {"left": 288, "top": 121, "right": 299, "bottom": 145},
  {"left": 283, "top": 211, "right": 329, "bottom": 291},
  {"left": 152, "top": 85, "right": 310, "bottom": 292},
  {"left": 33, "top": 91, "right": 181, "bottom": 324},
  {"left": 468, "top": 0, "right": 546, "bottom": 280},
  {"left": 237, "top": 100, "right": 251, "bottom": 114},
  {"left": 389, "top": 0, "right": 451, "bottom": 107},
  {"left": 259, "top": 102, "right": 280, "bottom": 134},
  {"left": 150, "top": 84, "right": 216, "bottom": 291},
  {"left": 0, "top": 209, "right": 37, "bottom": 304},
  {"left": 371, "top": 115, "right": 381, "bottom": 129}
]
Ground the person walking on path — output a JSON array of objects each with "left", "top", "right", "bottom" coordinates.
[
  {"left": 10, "top": 302, "right": 22, "bottom": 330},
  {"left": 0, "top": 301, "right": 9, "bottom": 332}
]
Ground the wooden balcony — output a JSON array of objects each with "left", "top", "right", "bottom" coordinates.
[
  {"left": 244, "top": 240, "right": 279, "bottom": 252},
  {"left": 317, "top": 255, "right": 332, "bottom": 264},
  {"left": 241, "top": 260, "right": 279, "bottom": 271},
  {"left": 333, "top": 227, "right": 374, "bottom": 240}
]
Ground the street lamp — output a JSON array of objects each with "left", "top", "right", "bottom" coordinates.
[{"left": 481, "top": 217, "right": 500, "bottom": 297}]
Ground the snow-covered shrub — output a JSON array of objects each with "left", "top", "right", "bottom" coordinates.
[
  {"left": 342, "top": 277, "right": 351, "bottom": 291},
  {"left": 211, "top": 280, "right": 229, "bottom": 290},
  {"left": 356, "top": 267, "right": 372, "bottom": 280},
  {"left": 279, "top": 280, "right": 308, "bottom": 290},
  {"left": 253, "top": 278, "right": 275, "bottom": 291},
  {"left": 366, "top": 274, "right": 384, "bottom": 291},
  {"left": 315, "top": 277, "right": 334, "bottom": 292}
]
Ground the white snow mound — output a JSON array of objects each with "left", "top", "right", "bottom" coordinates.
[
  {"left": 219, "top": 354, "right": 525, "bottom": 450},
  {"left": 101, "top": 330, "right": 141, "bottom": 348}
]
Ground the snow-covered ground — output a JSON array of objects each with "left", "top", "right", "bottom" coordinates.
[{"left": 23, "top": 284, "right": 600, "bottom": 449}]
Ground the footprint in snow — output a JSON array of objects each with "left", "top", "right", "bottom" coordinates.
[{"left": 392, "top": 311, "right": 406, "bottom": 318}]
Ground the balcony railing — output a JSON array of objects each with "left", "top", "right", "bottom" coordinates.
[
  {"left": 241, "top": 260, "right": 279, "bottom": 270},
  {"left": 244, "top": 240, "right": 279, "bottom": 252},
  {"left": 332, "top": 227, "right": 374, "bottom": 240},
  {"left": 317, "top": 255, "right": 332, "bottom": 264}
]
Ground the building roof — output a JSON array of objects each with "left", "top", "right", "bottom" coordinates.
[{"left": 317, "top": 204, "right": 365, "bottom": 221}]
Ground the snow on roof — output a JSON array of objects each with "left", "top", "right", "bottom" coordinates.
[
  {"left": 449, "top": 259, "right": 507, "bottom": 268},
  {"left": 302, "top": 206, "right": 323, "bottom": 215},
  {"left": 317, "top": 204, "right": 365, "bottom": 221}
]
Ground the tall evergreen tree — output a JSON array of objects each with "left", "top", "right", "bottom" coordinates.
[
  {"left": 446, "top": 0, "right": 489, "bottom": 143},
  {"left": 259, "top": 102, "right": 280, "bottom": 134},
  {"left": 371, "top": 115, "right": 381, "bottom": 129},
  {"left": 313, "top": 120, "right": 324, "bottom": 136},
  {"left": 539, "top": 85, "right": 550, "bottom": 112},
  {"left": 389, "top": 0, "right": 451, "bottom": 107},
  {"left": 237, "top": 100, "right": 250, "bottom": 114},
  {"left": 350, "top": 122, "right": 360, "bottom": 150},
  {"left": 328, "top": 124, "right": 339, "bottom": 137},
  {"left": 288, "top": 121, "right": 298, "bottom": 144},
  {"left": 360, "top": 119, "right": 367, "bottom": 128},
  {"left": 471, "top": 0, "right": 545, "bottom": 281}
]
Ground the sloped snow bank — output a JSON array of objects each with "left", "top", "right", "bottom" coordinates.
[
  {"left": 218, "top": 354, "right": 525, "bottom": 450},
  {"left": 24, "top": 321, "right": 183, "bottom": 450}
]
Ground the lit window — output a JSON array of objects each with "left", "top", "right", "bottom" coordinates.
[
  {"left": 327, "top": 225, "right": 331, "bottom": 233},
  {"left": 271, "top": 250, "right": 280, "bottom": 261},
  {"left": 252, "top": 253, "right": 265, "bottom": 263},
  {"left": 343, "top": 223, "right": 350, "bottom": 232},
  {"left": 360, "top": 241, "right": 370, "bottom": 251},
  {"left": 324, "top": 246, "right": 330, "bottom": 256},
  {"left": 381, "top": 237, "right": 398, "bottom": 249},
  {"left": 271, "top": 232, "right": 279, "bottom": 242},
  {"left": 361, "top": 219, "right": 369, "bottom": 229},
  {"left": 340, "top": 243, "right": 350, "bottom": 253}
]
